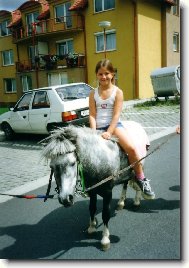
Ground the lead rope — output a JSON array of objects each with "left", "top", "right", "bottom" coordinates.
[{"left": 44, "top": 168, "right": 54, "bottom": 202}]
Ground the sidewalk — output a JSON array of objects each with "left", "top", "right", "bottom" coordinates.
[
  {"left": 0, "top": 99, "right": 180, "bottom": 202},
  {"left": 122, "top": 99, "right": 180, "bottom": 140}
]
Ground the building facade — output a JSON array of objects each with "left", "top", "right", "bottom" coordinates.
[{"left": 0, "top": 0, "right": 180, "bottom": 106}]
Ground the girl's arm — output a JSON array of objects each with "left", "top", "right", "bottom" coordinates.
[{"left": 89, "top": 90, "right": 97, "bottom": 129}]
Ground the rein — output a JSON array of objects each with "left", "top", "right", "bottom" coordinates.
[{"left": 78, "top": 135, "right": 174, "bottom": 194}]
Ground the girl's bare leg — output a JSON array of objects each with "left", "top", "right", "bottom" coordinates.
[{"left": 113, "top": 127, "right": 155, "bottom": 199}]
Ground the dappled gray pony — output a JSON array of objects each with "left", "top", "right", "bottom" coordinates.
[{"left": 41, "top": 121, "right": 150, "bottom": 250}]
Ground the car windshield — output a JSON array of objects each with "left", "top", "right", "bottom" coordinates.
[{"left": 56, "top": 84, "right": 91, "bottom": 101}]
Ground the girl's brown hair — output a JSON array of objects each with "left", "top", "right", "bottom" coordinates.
[
  {"left": 95, "top": 59, "right": 115, "bottom": 74},
  {"left": 95, "top": 59, "right": 115, "bottom": 83}
]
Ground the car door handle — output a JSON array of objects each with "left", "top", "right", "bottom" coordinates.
[{"left": 44, "top": 114, "right": 47, "bottom": 117}]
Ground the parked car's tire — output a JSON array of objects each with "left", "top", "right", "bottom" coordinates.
[
  {"left": 47, "top": 123, "right": 58, "bottom": 133},
  {"left": 2, "top": 122, "right": 15, "bottom": 140}
]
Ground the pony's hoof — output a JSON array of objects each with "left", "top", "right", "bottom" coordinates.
[
  {"left": 141, "top": 192, "right": 155, "bottom": 200},
  {"left": 101, "top": 243, "right": 110, "bottom": 251},
  {"left": 117, "top": 203, "right": 124, "bottom": 210},
  {"left": 133, "top": 200, "right": 141, "bottom": 206},
  {"left": 101, "top": 236, "right": 110, "bottom": 251},
  {"left": 87, "top": 226, "right": 97, "bottom": 234},
  {"left": 87, "top": 217, "right": 98, "bottom": 234}
]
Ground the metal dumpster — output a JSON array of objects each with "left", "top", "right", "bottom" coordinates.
[{"left": 150, "top": 65, "right": 180, "bottom": 99}]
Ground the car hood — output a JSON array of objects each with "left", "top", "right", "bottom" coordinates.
[{"left": 0, "top": 111, "right": 11, "bottom": 123}]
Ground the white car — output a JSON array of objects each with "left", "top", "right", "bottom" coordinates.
[{"left": 0, "top": 82, "right": 92, "bottom": 140}]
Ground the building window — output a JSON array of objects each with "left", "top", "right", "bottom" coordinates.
[
  {"left": 173, "top": 0, "right": 179, "bottom": 16},
  {"left": 2, "top": 50, "right": 14, "bottom": 66},
  {"left": 29, "top": 45, "right": 38, "bottom": 68},
  {"left": 57, "top": 39, "right": 74, "bottom": 55},
  {"left": 95, "top": 30, "right": 116, "bottom": 52},
  {"left": 173, "top": 32, "right": 179, "bottom": 52},
  {"left": 4, "top": 78, "right": 16, "bottom": 93},
  {"left": 94, "top": 0, "right": 115, "bottom": 13},
  {"left": 54, "top": 2, "right": 72, "bottom": 28},
  {"left": 48, "top": 73, "right": 68, "bottom": 86},
  {"left": 0, "top": 20, "right": 11, "bottom": 36},
  {"left": 26, "top": 12, "right": 40, "bottom": 35},
  {"left": 21, "top": 76, "right": 32, "bottom": 92}
]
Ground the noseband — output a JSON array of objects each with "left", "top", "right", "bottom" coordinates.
[{"left": 44, "top": 153, "right": 87, "bottom": 202}]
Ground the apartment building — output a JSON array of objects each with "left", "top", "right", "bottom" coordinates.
[
  {"left": 162, "top": 0, "right": 180, "bottom": 66},
  {"left": 0, "top": 0, "right": 180, "bottom": 106}
]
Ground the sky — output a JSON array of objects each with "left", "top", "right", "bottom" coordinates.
[{"left": 0, "top": 0, "right": 27, "bottom": 11}]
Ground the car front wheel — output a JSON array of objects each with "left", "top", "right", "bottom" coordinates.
[{"left": 2, "top": 122, "right": 15, "bottom": 140}]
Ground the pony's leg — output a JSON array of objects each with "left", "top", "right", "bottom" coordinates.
[
  {"left": 88, "top": 193, "right": 97, "bottom": 234},
  {"left": 129, "top": 179, "right": 142, "bottom": 206},
  {"left": 133, "top": 190, "right": 142, "bottom": 206},
  {"left": 117, "top": 181, "right": 128, "bottom": 210},
  {"left": 101, "top": 191, "right": 112, "bottom": 250}
]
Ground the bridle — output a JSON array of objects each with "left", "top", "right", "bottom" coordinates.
[{"left": 44, "top": 152, "right": 85, "bottom": 202}]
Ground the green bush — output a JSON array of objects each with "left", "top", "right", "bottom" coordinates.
[
  {"left": 134, "top": 97, "right": 180, "bottom": 108},
  {"left": 0, "top": 108, "right": 9, "bottom": 115}
]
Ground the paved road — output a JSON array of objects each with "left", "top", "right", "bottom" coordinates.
[{"left": 0, "top": 134, "right": 180, "bottom": 259}]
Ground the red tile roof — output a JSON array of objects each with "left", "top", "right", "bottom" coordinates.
[
  {"left": 0, "top": 10, "right": 11, "bottom": 17},
  {"left": 69, "top": 0, "right": 88, "bottom": 11},
  {"left": 37, "top": 9, "right": 50, "bottom": 20},
  {"left": 36, "top": 0, "right": 50, "bottom": 20},
  {"left": 164, "top": 0, "right": 175, "bottom": 4},
  {"left": 69, "top": 0, "right": 175, "bottom": 11},
  {"left": 7, "top": 10, "right": 22, "bottom": 28}
]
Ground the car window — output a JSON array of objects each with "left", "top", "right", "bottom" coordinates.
[
  {"left": 15, "top": 93, "right": 33, "bottom": 111},
  {"left": 32, "top": 91, "right": 50, "bottom": 109},
  {"left": 56, "top": 84, "right": 91, "bottom": 101}
]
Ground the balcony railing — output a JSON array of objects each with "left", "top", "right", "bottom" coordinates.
[
  {"left": 16, "top": 54, "right": 85, "bottom": 72},
  {"left": 12, "top": 14, "right": 84, "bottom": 42}
]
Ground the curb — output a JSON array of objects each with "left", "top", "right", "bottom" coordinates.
[{"left": 149, "top": 126, "right": 177, "bottom": 142}]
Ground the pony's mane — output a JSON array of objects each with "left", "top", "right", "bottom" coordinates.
[
  {"left": 41, "top": 127, "right": 77, "bottom": 159},
  {"left": 41, "top": 125, "right": 126, "bottom": 181},
  {"left": 41, "top": 125, "right": 118, "bottom": 161}
]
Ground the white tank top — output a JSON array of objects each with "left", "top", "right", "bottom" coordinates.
[{"left": 94, "top": 86, "right": 120, "bottom": 128}]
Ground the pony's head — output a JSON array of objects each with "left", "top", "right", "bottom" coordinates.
[
  {"left": 50, "top": 152, "right": 77, "bottom": 207},
  {"left": 41, "top": 127, "right": 78, "bottom": 207}
]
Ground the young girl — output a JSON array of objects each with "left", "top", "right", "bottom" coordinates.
[{"left": 89, "top": 59, "right": 155, "bottom": 199}]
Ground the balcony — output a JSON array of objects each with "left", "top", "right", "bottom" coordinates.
[
  {"left": 16, "top": 53, "right": 85, "bottom": 72},
  {"left": 12, "top": 14, "right": 84, "bottom": 43}
]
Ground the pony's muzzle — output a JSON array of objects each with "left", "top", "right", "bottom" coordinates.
[{"left": 58, "top": 195, "right": 74, "bottom": 207}]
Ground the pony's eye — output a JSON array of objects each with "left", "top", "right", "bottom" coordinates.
[
  {"left": 70, "top": 162, "right": 76, "bottom": 167},
  {"left": 50, "top": 165, "right": 54, "bottom": 170}
]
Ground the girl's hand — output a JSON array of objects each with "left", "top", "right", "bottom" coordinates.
[{"left": 101, "top": 131, "right": 111, "bottom": 140}]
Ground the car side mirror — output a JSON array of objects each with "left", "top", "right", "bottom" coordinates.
[{"left": 10, "top": 107, "right": 17, "bottom": 112}]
